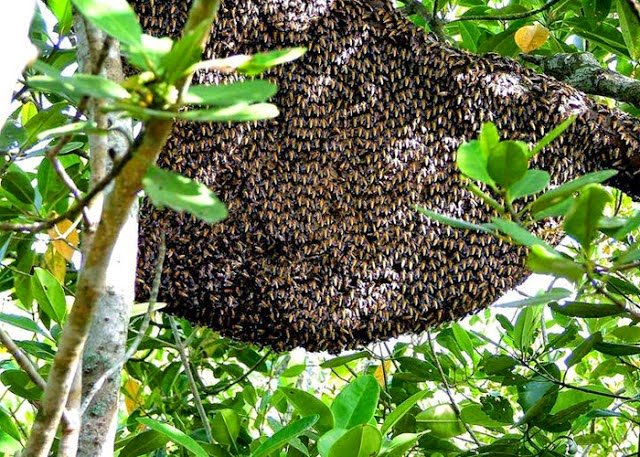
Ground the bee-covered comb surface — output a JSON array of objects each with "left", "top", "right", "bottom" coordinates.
[{"left": 132, "top": 0, "right": 640, "bottom": 352}]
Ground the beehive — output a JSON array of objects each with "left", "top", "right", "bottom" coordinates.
[{"left": 131, "top": 0, "right": 640, "bottom": 352}]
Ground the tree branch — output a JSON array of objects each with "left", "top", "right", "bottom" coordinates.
[
  {"left": 169, "top": 316, "right": 213, "bottom": 443},
  {"left": 451, "top": 0, "right": 562, "bottom": 22},
  {"left": 523, "top": 52, "right": 640, "bottom": 108},
  {"left": 426, "top": 331, "right": 481, "bottom": 446},
  {"left": 20, "top": 2, "right": 222, "bottom": 455}
]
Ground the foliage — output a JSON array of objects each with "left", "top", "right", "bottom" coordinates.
[{"left": 0, "top": 0, "right": 639, "bottom": 456}]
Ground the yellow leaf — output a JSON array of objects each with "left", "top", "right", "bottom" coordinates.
[
  {"left": 124, "top": 378, "right": 142, "bottom": 413},
  {"left": 515, "top": 23, "right": 549, "bottom": 53},
  {"left": 44, "top": 245, "right": 66, "bottom": 283},
  {"left": 374, "top": 361, "right": 393, "bottom": 387},
  {"left": 48, "top": 219, "right": 79, "bottom": 262}
]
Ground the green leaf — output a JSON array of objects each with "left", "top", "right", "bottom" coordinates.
[
  {"left": 48, "top": 0, "right": 73, "bottom": 35},
  {"left": 28, "top": 74, "right": 131, "bottom": 101},
  {"left": 456, "top": 140, "right": 494, "bottom": 186},
  {"left": 552, "top": 386, "right": 613, "bottom": 413},
  {"left": 610, "top": 211, "right": 640, "bottom": 240},
  {"left": 565, "top": 332, "right": 602, "bottom": 368},
  {"left": 480, "top": 354, "right": 518, "bottom": 375},
  {"left": 512, "top": 306, "right": 542, "bottom": 350},
  {"left": 563, "top": 184, "right": 612, "bottom": 249},
  {"left": 594, "top": 341, "right": 640, "bottom": 356},
  {"left": 210, "top": 409, "right": 240, "bottom": 446},
  {"left": 396, "top": 356, "right": 440, "bottom": 381},
  {"left": 320, "top": 351, "right": 368, "bottom": 368},
  {"left": 281, "top": 387, "right": 334, "bottom": 434},
  {"left": 183, "top": 81, "right": 278, "bottom": 106},
  {"left": 160, "top": 21, "right": 210, "bottom": 83},
  {"left": 527, "top": 245, "right": 584, "bottom": 283},
  {"left": 380, "top": 433, "right": 420, "bottom": 457},
  {"left": 119, "top": 430, "right": 170, "bottom": 457},
  {"left": 617, "top": 0, "right": 640, "bottom": 60},
  {"left": 487, "top": 140, "right": 529, "bottom": 188},
  {"left": 550, "top": 301, "right": 623, "bottom": 318},
  {"left": 0, "top": 429, "right": 21, "bottom": 454},
  {"left": 143, "top": 166, "right": 227, "bottom": 224},
  {"left": 252, "top": 415, "right": 319, "bottom": 457},
  {"left": 491, "top": 218, "right": 551, "bottom": 249},
  {"left": 137, "top": 417, "right": 208, "bottom": 457},
  {"left": 415, "top": 404, "right": 465, "bottom": 438},
  {"left": 416, "top": 206, "right": 491, "bottom": 233},
  {"left": 2, "top": 170, "right": 35, "bottom": 205},
  {"left": 327, "top": 424, "right": 382, "bottom": 457},
  {"left": 23, "top": 102, "right": 68, "bottom": 148},
  {"left": 0, "top": 313, "right": 48, "bottom": 337},
  {"left": 331, "top": 376, "right": 380, "bottom": 430},
  {"left": 508, "top": 170, "right": 550, "bottom": 200},
  {"left": 0, "top": 406, "right": 21, "bottom": 442},
  {"left": 381, "top": 389, "right": 429, "bottom": 435},
  {"left": 236, "top": 48, "right": 307, "bottom": 76},
  {"left": 537, "top": 401, "right": 594, "bottom": 432},
  {"left": 71, "top": 0, "right": 143, "bottom": 47},
  {"left": 480, "top": 394, "right": 513, "bottom": 424},
  {"left": 0, "top": 119, "right": 26, "bottom": 150},
  {"left": 479, "top": 122, "right": 500, "bottom": 156},
  {"left": 517, "top": 376, "right": 558, "bottom": 425},
  {"left": 127, "top": 35, "right": 174, "bottom": 71},
  {"left": 31, "top": 268, "right": 67, "bottom": 324},
  {"left": 451, "top": 323, "right": 476, "bottom": 361},
  {"left": 530, "top": 170, "right": 617, "bottom": 215},
  {"left": 122, "top": 102, "right": 280, "bottom": 122},
  {"left": 496, "top": 288, "right": 572, "bottom": 308},
  {"left": 460, "top": 404, "right": 507, "bottom": 428},
  {"left": 529, "top": 116, "right": 576, "bottom": 157}
]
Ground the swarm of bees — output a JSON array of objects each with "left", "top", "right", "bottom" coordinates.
[{"left": 131, "top": 0, "right": 640, "bottom": 352}]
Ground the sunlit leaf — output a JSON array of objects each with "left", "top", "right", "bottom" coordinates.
[{"left": 143, "top": 166, "right": 228, "bottom": 224}]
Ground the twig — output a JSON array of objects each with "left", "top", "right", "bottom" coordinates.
[
  {"left": 451, "top": 0, "right": 562, "bottom": 22},
  {"left": 207, "top": 350, "right": 272, "bottom": 395},
  {"left": 0, "top": 327, "right": 46, "bottom": 390},
  {"left": 0, "top": 145, "right": 135, "bottom": 233},
  {"left": 79, "top": 234, "right": 166, "bottom": 415},
  {"left": 401, "top": 0, "right": 445, "bottom": 40},
  {"left": 169, "top": 316, "right": 213, "bottom": 443},
  {"left": 0, "top": 327, "right": 72, "bottom": 427},
  {"left": 426, "top": 331, "right": 481, "bottom": 446}
]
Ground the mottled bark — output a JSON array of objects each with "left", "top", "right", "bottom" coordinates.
[{"left": 527, "top": 52, "right": 640, "bottom": 108}]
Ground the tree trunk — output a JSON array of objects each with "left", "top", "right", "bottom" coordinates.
[
  {"left": 74, "top": 16, "right": 137, "bottom": 457},
  {"left": 131, "top": 0, "right": 640, "bottom": 352}
]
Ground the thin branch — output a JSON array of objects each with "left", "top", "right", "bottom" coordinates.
[
  {"left": 0, "top": 327, "right": 73, "bottom": 428},
  {"left": 207, "top": 350, "right": 272, "bottom": 395},
  {"left": 401, "top": 0, "right": 445, "bottom": 40},
  {"left": 0, "top": 144, "right": 135, "bottom": 234},
  {"left": 451, "top": 0, "right": 562, "bottom": 22},
  {"left": 426, "top": 331, "right": 481, "bottom": 446},
  {"left": 0, "top": 327, "right": 46, "bottom": 390},
  {"left": 169, "top": 316, "right": 213, "bottom": 444},
  {"left": 79, "top": 234, "right": 166, "bottom": 415}
]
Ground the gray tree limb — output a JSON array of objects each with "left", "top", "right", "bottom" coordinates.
[
  {"left": 73, "top": 14, "right": 136, "bottom": 457},
  {"left": 525, "top": 52, "right": 640, "bottom": 108}
]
